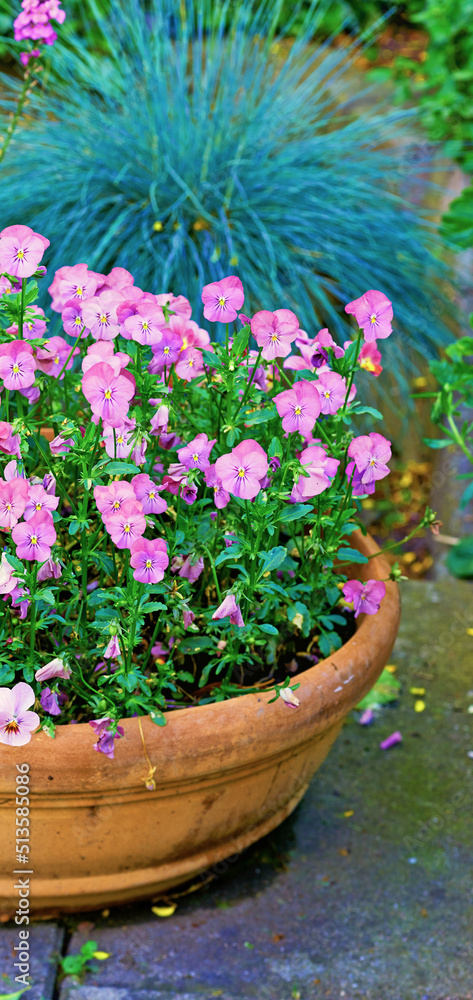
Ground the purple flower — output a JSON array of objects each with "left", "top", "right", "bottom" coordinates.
[
  {"left": 379, "top": 731, "right": 402, "bottom": 751},
  {"left": 123, "top": 303, "right": 166, "bottom": 345},
  {"left": 0, "top": 341, "right": 36, "bottom": 391},
  {"left": 148, "top": 328, "right": 182, "bottom": 373},
  {"left": 291, "top": 445, "right": 339, "bottom": 500},
  {"left": 12, "top": 510, "right": 57, "bottom": 562},
  {"left": 0, "top": 225, "right": 49, "bottom": 279},
  {"left": 35, "top": 657, "right": 71, "bottom": 682},
  {"left": 37, "top": 557, "right": 62, "bottom": 582},
  {"left": 201, "top": 275, "right": 245, "bottom": 323},
  {"left": 82, "top": 362, "right": 135, "bottom": 426},
  {"left": 130, "top": 537, "right": 169, "bottom": 584},
  {"left": 178, "top": 433, "right": 216, "bottom": 472},
  {"left": 215, "top": 439, "right": 268, "bottom": 500},
  {"left": 24, "top": 483, "right": 59, "bottom": 521},
  {"left": 212, "top": 594, "right": 245, "bottom": 627},
  {"left": 342, "top": 579, "right": 386, "bottom": 618},
  {"left": 104, "top": 635, "right": 121, "bottom": 659},
  {"left": 204, "top": 464, "right": 231, "bottom": 509},
  {"left": 0, "top": 477, "right": 29, "bottom": 529},
  {"left": 89, "top": 717, "right": 124, "bottom": 759},
  {"left": 174, "top": 346, "right": 205, "bottom": 381},
  {"left": 347, "top": 432, "right": 391, "bottom": 487},
  {"left": 345, "top": 290, "right": 393, "bottom": 343},
  {"left": 251, "top": 309, "right": 299, "bottom": 361},
  {"left": 94, "top": 480, "right": 136, "bottom": 518},
  {"left": 0, "top": 682, "right": 40, "bottom": 746},
  {"left": 103, "top": 501, "right": 146, "bottom": 550},
  {"left": 131, "top": 473, "right": 168, "bottom": 515},
  {"left": 81, "top": 290, "right": 122, "bottom": 341},
  {"left": 315, "top": 371, "right": 347, "bottom": 415},
  {"left": 40, "top": 687, "right": 61, "bottom": 716},
  {"left": 171, "top": 554, "right": 204, "bottom": 582},
  {"left": 182, "top": 605, "right": 195, "bottom": 629},
  {"left": 275, "top": 380, "right": 321, "bottom": 436}
]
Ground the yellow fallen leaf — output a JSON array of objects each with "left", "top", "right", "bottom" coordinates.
[
  {"left": 385, "top": 664, "right": 397, "bottom": 673},
  {"left": 92, "top": 952, "right": 110, "bottom": 961},
  {"left": 409, "top": 687, "right": 425, "bottom": 696},
  {"left": 414, "top": 700, "right": 425, "bottom": 713},
  {"left": 343, "top": 810, "right": 354, "bottom": 817},
  {"left": 151, "top": 904, "right": 177, "bottom": 918}
]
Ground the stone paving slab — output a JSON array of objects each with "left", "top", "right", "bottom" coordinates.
[{"left": 0, "top": 922, "right": 64, "bottom": 999}]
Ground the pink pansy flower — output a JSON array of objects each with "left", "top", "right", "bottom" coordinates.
[
  {"left": 182, "top": 605, "right": 195, "bottom": 629},
  {"left": 131, "top": 473, "right": 168, "bottom": 515},
  {"left": 358, "top": 341, "right": 383, "bottom": 376},
  {"left": 174, "top": 346, "right": 205, "bottom": 381},
  {"left": 155, "top": 292, "right": 192, "bottom": 319},
  {"left": 0, "top": 276, "right": 13, "bottom": 295},
  {"left": 130, "top": 537, "right": 169, "bottom": 584},
  {"left": 0, "top": 682, "right": 40, "bottom": 747},
  {"left": 345, "top": 290, "right": 393, "bottom": 343},
  {"left": 24, "top": 483, "right": 59, "bottom": 521},
  {"left": 12, "top": 510, "right": 57, "bottom": 562},
  {"left": 0, "top": 225, "right": 49, "bottom": 279},
  {"left": 49, "top": 262, "right": 97, "bottom": 312},
  {"left": 347, "top": 432, "right": 392, "bottom": 487},
  {"left": 37, "top": 557, "right": 62, "bottom": 582},
  {"left": 103, "top": 266, "right": 134, "bottom": 290},
  {"left": 40, "top": 688, "right": 62, "bottom": 716},
  {"left": 82, "top": 340, "right": 130, "bottom": 376},
  {"left": 4, "top": 460, "right": 25, "bottom": 480},
  {"left": 0, "top": 341, "right": 36, "bottom": 390},
  {"left": 0, "top": 477, "right": 29, "bottom": 528},
  {"left": 148, "top": 328, "right": 183, "bottom": 373},
  {"left": 342, "top": 579, "right": 386, "bottom": 618},
  {"left": 123, "top": 302, "right": 166, "bottom": 345},
  {"left": 178, "top": 433, "right": 216, "bottom": 472},
  {"left": 345, "top": 461, "right": 375, "bottom": 497},
  {"left": 81, "top": 289, "right": 123, "bottom": 341},
  {"left": 168, "top": 315, "right": 211, "bottom": 352},
  {"left": 102, "top": 420, "right": 137, "bottom": 460},
  {"left": 291, "top": 445, "right": 340, "bottom": 501},
  {"left": 251, "top": 309, "right": 299, "bottom": 361},
  {"left": 22, "top": 306, "right": 48, "bottom": 339},
  {"left": 103, "top": 500, "right": 146, "bottom": 550},
  {"left": 202, "top": 275, "right": 244, "bottom": 323},
  {"left": 35, "top": 336, "right": 78, "bottom": 378},
  {"left": 204, "top": 464, "right": 231, "bottom": 509},
  {"left": 171, "top": 554, "right": 204, "bottom": 582},
  {"left": 49, "top": 433, "right": 74, "bottom": 455},
  {"left": 62, "top": 300, "right": 88, "bottom": 338},
  {"left": 161, "top": 464, "right": 198, "bottom": 504},
  {"left": 149, "top": 402, "right": 170, "bottom": 436},
  {"left": 275, "top": 380, "right": 321, "bottom": 436},
  {"left": 0, "top": 423, "right": 21, "bottom": 458},
  {"left": 82, "top": 362, "right": 135, "bottom": 426},
  {"left": 0, "top": 553, "right": 20, "bottom": 595},
  {"left": 315, "top": 371, "right": 347, "bottom": 415},
  {"left": 8, "top": 584, "right": 30, "bottom": 619},
  {"left": 212, "top": 593, "right": 245, "bottom": 627},
  {"left": 94, "top": 480, "right": 136, "bottom": 519},
  {"left": 103, "top": 635, "right": 121, "bottom": 659},
  {"left": 35, "top": 657, "right": 71, "bottom": 682},
  {"left": 304, "top": 329, "right": 345, "bottom": 369},
  {"left": 89, "top": 717, "right": 124, "bottom": 759},
  {"left": 215, "top": 439, "right": 268, "bottom": 500}
]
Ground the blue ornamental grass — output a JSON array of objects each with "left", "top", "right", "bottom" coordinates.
[{"left": 0, "top": 0, "right": 455, "bottom": 397}]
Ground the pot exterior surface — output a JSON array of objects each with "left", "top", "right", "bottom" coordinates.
[{"left": 0, "top": 534, "right": 399, "bottom": 915}]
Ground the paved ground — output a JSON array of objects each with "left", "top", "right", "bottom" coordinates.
[{"left": 1, "top": 578, "right": 472, "bottom": 1000}]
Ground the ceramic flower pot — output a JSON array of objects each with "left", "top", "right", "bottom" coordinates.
[{"left": 0, "top": 532, "right": 399, "bottom": 917}]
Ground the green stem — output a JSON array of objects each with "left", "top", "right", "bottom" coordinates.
[
  {"left": 447, "top": 415, "right": 473, "bottom": 466},
  {"left": 234, "top": 347, "right": 263, "bottom": 420},
  {"left": 200, "top": 543, "right": 222, "bottom": 602},
  {"left": 19, "top": 278, "right": 26, "bottom": 341},
  {"left": 126, "top": 581, "right": 142, "bottom": 672},
  {"left": 141, "top": 616, "right": 164, "bottom": 673},
  {"left": 275, "top": 359, "right": 293, "bottom": 389},
  {"left": 28, "top": 562, "right": 38, "bottom": 667},
  {"left": 0, "top": 68, "right": 36, "bottom": 166}
]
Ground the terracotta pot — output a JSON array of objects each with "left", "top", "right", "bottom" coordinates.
[{"left": 0, "top": 532, "right": 399, "bottom": 917}]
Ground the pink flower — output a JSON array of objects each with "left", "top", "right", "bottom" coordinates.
[
  {"left": 182, "top": 605, "right": 195, "bottom": 629},
  {"left": 0, "top": 553, "right": 20, "bottom": 594},
  {"left": 201, "top": 275, "right": 244, "bottom": 323},
  {"left": 49, "top": 262, "right": 97, "bottom": 312},
  {"left": 89, "top": 717, "right": 124, "bottom": 759},
  {"left": 291, "top": 445, "right": 339, "bottom": 501},
  {"left": 50, "top": 434, "right": 74, "bottom": 455},
  {"left": 275, "top": 381, "right": 321, "bottom": 436},
  {"left": 155, "top": 292, "right": 192, "bottom": 319},
  {"left": 24, "top": 483, "right": 59, "bottom": 521},
  {"left": 342, "top": 579, "right": 386, "bottom": 618},
  {"left": 0, "top": 423, "right": 21, "bottom": 458},
  {"left": 358, "top": 341, "right": 383, "bottom": 376},
  {"left": 167, "top": 315, "right": 211, "bottom": 351},
  {"left": 82, "top": 362, "right": 135, "bottom": 426},
  {"left": 0, "top": 477, "right": 29, "bottom": 528},
  {"left": 174, "top": 346, "right": 205, "bottom": 381},
  {"left": 104, "top": 635, "right": 121, "bottom": 659},
  {"left": 94, "top": 480, "right": 136, "bottom": 518},
  {"left": 35, "top": 336, "right": 78, "bottom": 378},
  {"left": 123, "top": 303, "right": 166, "bottom": 345},
  {"left": 81, "top": 290, "right": 122, "bottom": 341},
  {"left": 345, "top": 290, "right": 393, "bottom": 343},
  {"left": 178, "top": 433, "right": 216, "bottom": 472},
  {"left": 0, "top": 682, "right": 40, "bottom": 746},
  {"left": 215, "top": 439, "right": 268, "bottom": 500},
  {"left": 379, "top": 731, "right": 402, "bottom": 750},
  {"left": 212, "top": 594, "right": 245, "bottom": 627},
  {"left": 251, "top": 309, "right": 299, "bottom": 361},
  {"left": 161, "top": 466, "right": 198, "bottom": 505},
  {"left": 0, "top": 341, "right": 36, "bottom": 390},
  {"left": 130, "top": 537, "right": 169, "bottom": 583},
  {"left": 35, "top": 657, "right": 71, "bottom": 682},
  {"left": 102, "top": 420, "right": 136, "bottom": 460},
  {"left": 171, "top": 554, "right": 204, "bottom": 582},
  {"left": 131, "top": 473, "right": 168, "bottom": 515},
  {"left": 149, "top": 402, "right": 170, "bottom": 436},
  {"left": 12, "top": 510, "right": 56, "bottom": 562},
  {"left": 82, "top": 340, "right": 130, "bottom": 376},
  {"left": 315, "top": 371, "right": 347, "bottom": 415},
  {"left": 204, "top": 464, "right": 231, "bottom": 509},
  {"left": 40, "top": 688, "right": 62, "bottom": 716},
  {"left": 37, "top": 557, "right": 62, "bottom": 582},
  {"left": 62, "top": 299, "right": 88, "bottom": 338},
  {"left": 22, "top": 306, "right": 48, "bottom": 339},
  {"left": 148, "top": 328, "right": 182, "bottom": 373},
  {"left": 0, "top": 225, "right": 49, "bottom": 279},
  {"left": 103, "top": 500, "right": 146, "bottom": 549},
  {"left": 347, "top": 433, "right": 392, "bottom": 487}
]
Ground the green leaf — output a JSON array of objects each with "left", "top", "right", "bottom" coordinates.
[
  {"left": 337, "top": 547, "right": 368, "bottom": 564},
  {"left": 241, "top": 406, "right": 276, "bottom": 425},
  {"left": 277, "top": 503, "right": 313, "bottom": 522},
  {"left": 353, "top": 405, "right": 383, "bottom": 419},
  {"left": 446, "top": 536, "right": 473, "bottom": 578},
  {"left": 201, "top": 349, "right": 224, "bottom": 369},
  {"left": 422, "top": 437, "right": 452, "bottom": 449},
  {"left": 149, "top": 710, "right": 166, "bottom": 726},
  {"left": 268, "top": 435, "right": 283, "bottom": 459},
  {"left": 232, "top": 326, "right": 250, "bottom": 357},
  {"left": 178, "top": 636, "right": 214, "bottom": 654},
  {"left": 258, "top": 623, "right": 279, "bottom": 635},
  {"left": 460, "top": 479, "right": 473, "bottom": 510},
  {"left": 141, "top": 601, "right": 167, "bottom": 613},
  {"left": 356, "top": 668, "right": 401, "bottom": 710},
  {"left": 258, "top": 546, "right": 287, "bottom": 574},
  {"left": 68, "top": 518, "right": 83, "bottom": 535},
  {"left": 104, "top": 461, "right": 141, "bottom": 475}
]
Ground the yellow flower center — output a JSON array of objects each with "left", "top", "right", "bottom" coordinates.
[
  {"left": 163, "top": 346, "right": 170, "bottom": 354},
  {"left": 112, "top": 501, "right": 120, "bottom": 509},
  {"left": 74, "top": 316, "right": 82, "bottom": 325},
  {"left": 238, "top": 467, "right": 246, "bottom": 478},
  {"left": 294, "top": 406, "right": 302, "bottom": 415},
  {"left": 187, "top": 359, "right": 194, "bottom": 367},
  {"left": 31, "top": 535, "right": 38, "bottom": 545},
  {"left": 124, "top": 523, "right": 131, "bottom": 533},
  {"left": 12, "top": 365, "right": 20, "bottom": 374},
  {"left": 218, "top": 296, "right": 226, "bottom": 306},
  {"left": 270, "top": 333, "right": 278, "bottom": 342},
  {"left": 324, "top": 391, "right": 331, "bottom": 398},
  {"left": 370, "top": 313, "right": 377, "bottom": 324},
  {"left": 117, "top": 435, "right": 124, "bottom": 444},
  {"left": 16, "top": 249, "right": 25, "bottom": 260},
  {"left": 181, "top": 337, "right": 188, "bottom": 350},
  {"left": 142, "top": 321, "right": 149, "bottom": 330},
  {"left": 6, "top": 503, "right": 12, "bottom": 511},
  {"left": 54, "top": 357, "right": 60, "bottom": 364},
  {"left": 104, "top": 389, "right": 112, "bottom": 399},
  {"left": 192, "top": 453, "right": 199, "bottom": 461},
  {"left": 149, "top": 491, "right": 155, "bottom": 500},
  {"left": 360, "top": 357, "right": 376, "bottom": 372},
  {"left": 5, "top": 718, "right": 20, "bottom": 733},
  {"left": 35, "top": 502, "right": 42, "bottom": 510},
  {"left": 145, "top": 559, "right": 152, "bottom": 568},
  {"left": 76, "top": 286, "right": 83, "bottom": 296},
  {"left": 100, "top": 313, "right": 108, "bottom": 324},
  {"left": 369, "top": 458, "right": 376, "bottom": 465}
]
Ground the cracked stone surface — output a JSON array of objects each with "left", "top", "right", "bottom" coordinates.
[{"left": 0, "top": 922, "right": 64, "bottom": 999}]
